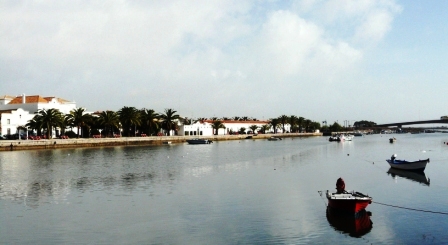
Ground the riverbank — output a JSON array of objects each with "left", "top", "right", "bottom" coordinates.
[{"left": 0, "top": 132, "right": 322, "bottom": 151}]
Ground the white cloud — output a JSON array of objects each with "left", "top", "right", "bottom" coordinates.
[{"left": 0, "top": 0, "right": 405, "bottom": 122}]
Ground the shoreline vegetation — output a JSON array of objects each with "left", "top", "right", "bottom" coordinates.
[{"left": 1, "top": 132, "right": 322, "bottom": 152}]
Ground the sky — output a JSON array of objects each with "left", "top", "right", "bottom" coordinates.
[{"left": 1, "top": 0, "right": 447, "bottom": 125}]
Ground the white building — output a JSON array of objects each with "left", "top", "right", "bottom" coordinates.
[
  {"left": 0, "top": 94, "right": 76, "bottom": 114},
  {"left": 0, "top": 94, "right": 77, "bottom": 137},
  {"left": 178, "top": 120, "right": 274, "bottom": 136},
  {"left": 0, "top": 108, "right": 35, "bottom": 136}
]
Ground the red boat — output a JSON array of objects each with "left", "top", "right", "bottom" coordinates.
[{"left": 326, "top": 178, "right": 372, "bottom": 213}]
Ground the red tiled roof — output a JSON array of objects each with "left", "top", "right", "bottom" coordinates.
[{"left": 8, "top": 95, "right": 48, "bottom": 104}]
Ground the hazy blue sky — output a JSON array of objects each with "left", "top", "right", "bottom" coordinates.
[{"left": 1, "top": 0, "right": 447, "bottom": 125}]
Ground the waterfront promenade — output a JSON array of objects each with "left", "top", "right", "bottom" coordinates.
[{"left": 0, "top": 132, "right": 322, "bottom": 151}]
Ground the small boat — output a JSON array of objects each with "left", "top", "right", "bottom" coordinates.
[
  {"left": 326, "top": 207, "right": 373, "bottom": 237},
  {"left": 386, "top": 154, "right": 429, "bottom": 171},
  {"left": 389, "top": 138, "right": 396, "bottom": 143},
  {"left": 268, "top": 137, "right": 281, "bottom": 141},
  {"left": 329, "top": 134, "right": 353, "bottom": 142},
  {"left": 326, "top": 178, "right": 372, "bottom": 214},
  {"left": 387, "top": 168, "right": 430, "bottom": 186},
  {"left": 186, "top": 138, "right": 212, "bottom": 144},
  {"left": 162, "top": 141, "right": 172, "bottom": 145}
]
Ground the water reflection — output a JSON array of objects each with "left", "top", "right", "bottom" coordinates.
[
  {"left": 326, "top": 207, "right": 373, "bottom": 238},
  {"left": 387, "top": 168, "right": 430, "bottom": 186}
]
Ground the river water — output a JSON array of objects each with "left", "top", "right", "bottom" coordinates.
[{"left": 1, "top": 133, "right": 448, "bottom": 244}]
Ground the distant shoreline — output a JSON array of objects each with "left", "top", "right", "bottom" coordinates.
[{"left": 0, "top": 133, "right": 323, "bottom": 151}]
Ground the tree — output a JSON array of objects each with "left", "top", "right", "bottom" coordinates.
[
  {"left": 259, "top": 124, "right": 271, "bottom": 134},
  {"left": 118, "top": 106, "right": 141, "bottom": 137},
  {"left": 211, "top": 120, "right": 226, "bottom": 135},
  {"left": 297, "top": 117, "right": 305, "bottom": 133},
  {"left": 98, "top": 110, "right": 120, "bottom": 137},
  {"left": 238, "top": 127, "right": 246, "bottom": 134},
  {"left": 329, "top": 122, "right": 343, "bottom": 132},
  {"left": 25, "top": 117, "right": 44, "bottom": 136},
  {"left": 35, "top": 108, "right": 63, "bottom": 139},
  {"left": 249, "top": 125, "right": 259, "bottom": 134},
  {"left": 289, "top": 115, "right": 299, "bottom": 133},
  {"left": 269, "top": 118, "right": 280, "bottom": 134},
  {"left": 67, "top": 108, "right": 91, "bottom": 138},
  {"left": 160, "top": 108, "right": 180, "bottom": 136},
  {"left": 140, "top": 109, "right": 160, "bottom": 136},
  {"left": 279, "top": 115, "right": 289, "bottom": 133}
]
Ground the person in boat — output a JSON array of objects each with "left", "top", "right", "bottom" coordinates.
[
  {"left": 391, "top": 154, "right": 397, "bottom": 161},
  {"left": 336, "top": 177, "right": 346, "bottom": 194}
]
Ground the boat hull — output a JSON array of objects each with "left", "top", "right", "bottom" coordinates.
[
  {"left": 326, "top": 207, "right": 373, "bottom": 237},
  {"left": 186, "top": 139, "right": 212, "bottom": 144},
  {"left": 386, "top": 159, "right": 429, "bottom": 171},
  {"left": 326, "top": 191, "right": 372, "bottom": 214}
]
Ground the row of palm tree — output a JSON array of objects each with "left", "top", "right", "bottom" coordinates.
[
  {"left": 25, "top": 107, "right": 180, "bottom": 139},
  {"left": 208, "top": 115, "right": 321, "bottom": 135}
]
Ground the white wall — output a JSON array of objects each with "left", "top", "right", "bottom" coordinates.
[{"left": 0, "top": 108, "right": 35, "bottom": 136}]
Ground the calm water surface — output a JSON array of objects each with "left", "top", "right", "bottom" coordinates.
[{"left": 1, "top": 134, "right": 448, "bottom": 244}]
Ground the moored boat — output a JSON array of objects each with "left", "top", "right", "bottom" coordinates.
[
  {"left": 326, "top": 178, "right": 372, "bottom": 214},
  {"left": 386, "top": 154, "right": 429, "bottom": 171},
  {"left": 186, "top": 138, "right": 212, "bottom": 144},
  {"left": 268, "top": 137, "right": 281, "bottom": 141},
  {"left": 389, "top": 137, "right": 396, "bottom": 143}
]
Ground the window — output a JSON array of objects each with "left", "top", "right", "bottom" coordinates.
[{"left": 7, "top": 119, "right": 10, "bottom": 124}]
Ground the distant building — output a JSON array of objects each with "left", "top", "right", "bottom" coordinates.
[
  {"left": 178, "top": 120, "right": 272, "bottom": 136},
  {"left": 0, "top": 94, "right": 77, "bottom": 137}
]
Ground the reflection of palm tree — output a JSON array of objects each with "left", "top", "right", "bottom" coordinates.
[
  {"left": 35, "top": 108, "right": 63, "bottom": 139},
  {"left": 67, "top": 108, "right": 91, "bottom": 138},
  {"left": 160, "top": 108, "right": 180, "bottom": 136},
  {"left": 118, "top": 106, "right": 141, "bottom": 137},
  {"left": 98, "top": 111, "right": 120, "bottom": 137},
  {"left": 211, "top": 120, "right": 225, "bottom": 135},
  {"left": 140, "top": 109, "right": 160, "bottom": 136}
]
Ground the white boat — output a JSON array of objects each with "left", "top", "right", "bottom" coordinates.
[
  {"left": 186, "top": 138, "right": 212, "bottom": 144},
  {"left": 386, "top": 154, "right": 429, "bottom": 171}
]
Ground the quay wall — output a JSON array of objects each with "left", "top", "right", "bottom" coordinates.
[{"left": 0, "top": 133, "right": 322, "bottom": 152}]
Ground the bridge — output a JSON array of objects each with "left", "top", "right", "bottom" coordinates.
[{"left": 376, "top": 119, "right": 448, "bottom": 128}]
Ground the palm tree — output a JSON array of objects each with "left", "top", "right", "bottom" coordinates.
[
  {"left": 259, "top": 124, "right": 271, "bottom": 134},
  {"left": 303, "top": 119, "right": 312, "bottom": 132},
  {"left": 279, "top": 115, "right": 289, "bottom": 133},
  {"left": 98, "top": 111, "right": 120, "bottom": 137},
  {"left": 140, "top": 109, "right": 160, "bottom": 136},
  {"left": 35, "top": 108, "right": 63, "bottom": 139},
  {"left": 26, "top": 116, "right": 44, "bottom": 136},
  {"left": 118, "top": 106, "right": 141, "bottom": 137},
  {"left": 249, "top": 125, "right": 258, "bottom": 134},
  {"left": 160, "top": 108, "right": 180, "bottom": 136},
  {"left": 238, "top": 127, "right": 246, "bottom": 134},
  {"left": 66, "top": 108, "right": 91, "bottom": 138},
  {"left": 59, "top": 114, "right": 72, "bottom": 136},
  {"left": 297, "top": 117, "right": 305, "bottom": 133},
  {"left": 289, "top": 115, "right": 299, "bottom": 133},
  {"left": 211, "top": 120, "right": 225, "bottom": 135},
  {"left": 269, "top": 118, "right": 280, "bottom": 134}
]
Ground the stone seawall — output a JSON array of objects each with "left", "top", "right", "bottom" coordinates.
[{"left": 0, "top": 133, "right": 322, "bottom": 151}]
